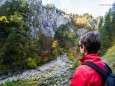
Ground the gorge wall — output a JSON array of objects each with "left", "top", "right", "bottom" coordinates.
[{"left": 27, "top": 0, "right": 71, "bottom": 38}]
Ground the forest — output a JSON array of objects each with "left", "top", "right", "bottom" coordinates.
[{"left": 0, "top": 0, "right": 115, "bottom": 85}]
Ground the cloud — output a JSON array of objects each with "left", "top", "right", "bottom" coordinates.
[
  {"left": 42, "top": 0, "right": 55, "bottom": 5},
  {"left": 99, "top": 0, "right": 114, "bottom": 4},
  {"left": 59, "top": 0, "right": 74, "bottom": 13},
  {"left": 42, "top": 0, "right": 115, "bottom": 18}
]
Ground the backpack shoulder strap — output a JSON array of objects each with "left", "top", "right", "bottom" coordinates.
[
  {"left": 104, "top": 63, "right": 112, "bottom": 74},
  {"left": 83, "top": 61, "right": 108, "bottom": 78}
]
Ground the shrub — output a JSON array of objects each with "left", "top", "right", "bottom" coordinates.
[
  {"left": 1, "top": 80, "right": 30, "bottom": 86},
  {"left": 0, "top": 16, "right": 9, "bottom": 23},
  {"left": 103, "top": 45, "right": 115, "bottom": 73},
  {"left": 72, "top": 59, "right": 78, "bottom": 69},
  {"left": 34, "top": 55, "right": 42, "bottom": 66},
  {"left": 52, "top": 48, "right": 58, "bottom": 56},
  {"left": 67, "top": 48, "right": 81, "bottom": 61},
  {"left": 26, "top": 57, "right": 37, "bottom": 69},
  {"left": 58, "top": 48, "right": 64, "bottom": 55},
  {"left": 42, "top": 57, "right": 48, "bottom": 63},
  {"left": 103, "top": 45, "right": 115, "bottom": 63},
  {"left": 52, "top": 40, "right": 59, "bottom": 48}
]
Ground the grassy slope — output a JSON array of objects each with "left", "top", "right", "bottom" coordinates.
[{"left": 103, "top": 45, "right": 115, "bottom": 73}]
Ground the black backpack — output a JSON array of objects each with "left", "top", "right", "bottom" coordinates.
[{"left": 83, "top": 62, "right": 115, "bottom": 86}]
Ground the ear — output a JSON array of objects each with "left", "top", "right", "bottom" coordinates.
[
  {"left": 83, "top": 45, "right": 86, "bottom": 51},
  {"left": 83, "top": 45, "right": 88, "bottom": 55}
]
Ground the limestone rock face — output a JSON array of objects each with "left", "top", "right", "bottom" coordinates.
[{"left": 27, "top": 0, "right": 71, "bottom": 38}]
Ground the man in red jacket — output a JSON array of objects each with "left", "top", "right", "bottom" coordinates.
[{"left": 70, "top": 31, "right": 106, "bottom": 86}]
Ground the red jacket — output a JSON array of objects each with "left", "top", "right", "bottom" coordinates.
[{"left": 70, "top": 54, "right": 106, "bottom": 86}]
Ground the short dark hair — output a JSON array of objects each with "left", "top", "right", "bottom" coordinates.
[{"left": 80, "top": 31, "right": 101, "bottom": 54}]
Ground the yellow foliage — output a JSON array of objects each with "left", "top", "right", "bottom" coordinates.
[
  {"left": 69, "top": 54, "right": 75, "bottom": 61},
  {"left": 27, "top": 57, "right": 32, "bottom": 62},
  {"left": 52, "top": 40, "right": 59, "bottom": 48},
  {"left": 67, "top": 49, "right": 76, "bottom": 61},
  {"left": 78, "top": 60, "right": 82, "bottom": 66},
  {"left": 0, "top": 16, "right": 9, "bottom": 23},
  {"left": 26, "top": 57, "right": 37, "bottom": 69}
]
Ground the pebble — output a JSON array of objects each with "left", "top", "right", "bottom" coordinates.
[{"left": 0, "top": 54, "right": 73, "bottom": 85}]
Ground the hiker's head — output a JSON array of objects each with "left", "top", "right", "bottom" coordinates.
[{"left": 79, "top": 31, "right": 101, "bottom": 55}]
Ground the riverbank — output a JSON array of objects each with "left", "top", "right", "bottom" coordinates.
[{"left": 0, "top": 54, "right": 74, "bottom": 86}]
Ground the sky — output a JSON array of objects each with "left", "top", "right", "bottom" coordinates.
[{"left": 42, "top": 0, "right": 115, "bottom": 18}]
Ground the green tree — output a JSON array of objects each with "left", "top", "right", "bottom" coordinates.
[
  {"left": 1, "top": 28, "right": 29, "bottom": 70},
  {"left": 99, "top": 3, "right": 115, "bottom": 54},
  {"left": 0, "top": 0, "right": 32, "bottom": 72},
  {"left": 54, "top": 20, "right": 77, "bottom": 48}
]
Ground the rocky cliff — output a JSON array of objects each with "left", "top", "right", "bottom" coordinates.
[
  {"left": 27, "top": 0, "right": 71, "bottom": 38},
  {"left": 1, "top": 0, "right": 71, "bottom": 38}
]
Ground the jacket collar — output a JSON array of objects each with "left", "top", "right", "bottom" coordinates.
[{"left": 79, "top": 54, "right": 101, "bottom": 63}]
